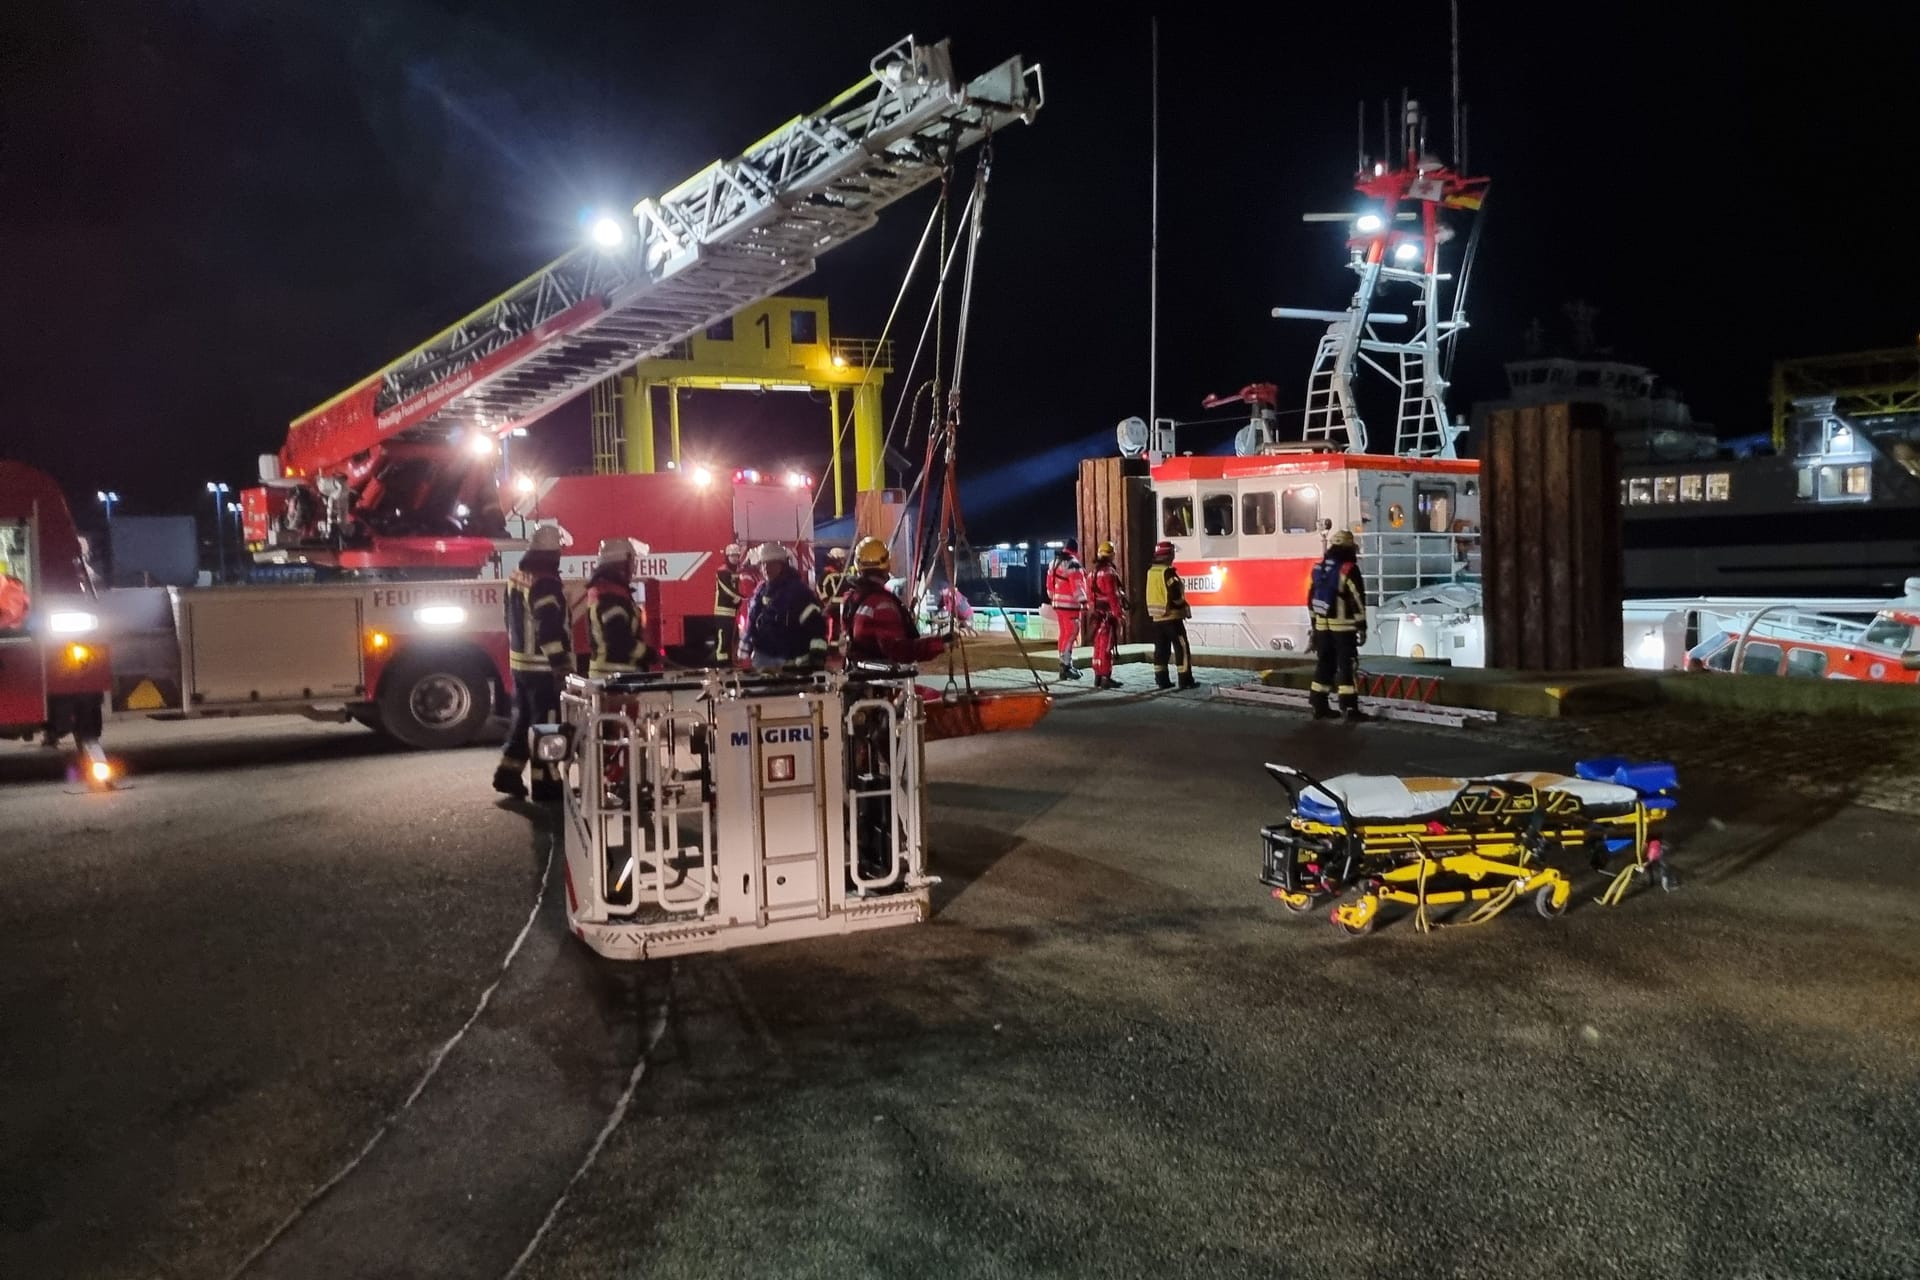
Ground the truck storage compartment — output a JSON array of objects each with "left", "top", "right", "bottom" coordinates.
[{"left": 177, "top": 590, "right": 363, "bottom": 705}]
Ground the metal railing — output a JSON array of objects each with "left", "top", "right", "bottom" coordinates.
[
  {"left": 828, "top": 337, "right": 896, "bottom": 372},
  {"left": 1358, "top": 530, "right": 1481, "bottom": 609}
]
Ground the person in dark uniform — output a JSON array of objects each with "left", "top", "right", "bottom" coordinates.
[
  {"left": 1144, "top": 539, "right": 1197, "bottom": 689},
  {"left": 494, "top": 524, "right": 573, "bottom": 801},
  {"left": 1308, "top": 529, "right": 1370, "bottom": 721},
  {"left": 586, "top": 537, "right": 656, "bottom": 676},
  {"left": 712, "top": 541, "right": 747, "bottom": 664},
  {"left": 743, "top": 542, "right": 829, "bottom": 671}
]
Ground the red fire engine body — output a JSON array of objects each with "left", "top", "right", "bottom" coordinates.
[{"left": 0, "top": 462, "right": 112, "bottom": 745}]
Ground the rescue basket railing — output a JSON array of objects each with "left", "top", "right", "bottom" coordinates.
[{"left": 842, "top": 687, "right": 925, "bottom": 894}]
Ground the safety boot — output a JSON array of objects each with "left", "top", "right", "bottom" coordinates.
[
  {"left": 1177, "top": 673, "right": 1198, "bottom": 690},
  {"left": 492, "top": 765, "right": 528, "bottom": 799},
  {"left": 1342, "top": 703, "right": 1372, "bottom": 723},
  {"left": 1059, "top": 662, "right": 1081, "bottom": 680},
  {"left": 1308, "top": 694, "right": 1339, "bottom": 721},
  {"left": 1154, "top": 670, "right": 1174, "bottom": 690}
]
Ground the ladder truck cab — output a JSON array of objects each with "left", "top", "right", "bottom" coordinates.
[{"left": 0, "top": 462, "right": 111, "bottom": 750}]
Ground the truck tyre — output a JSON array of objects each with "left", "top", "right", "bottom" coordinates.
[{"left": 376, "top": 650, "right": 493, "bottom": 750}]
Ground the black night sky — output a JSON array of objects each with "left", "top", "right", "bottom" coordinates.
[{"left": 3, "top": 1, "right": 1914, "bottom": 537}]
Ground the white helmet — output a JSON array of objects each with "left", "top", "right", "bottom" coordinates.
[
  {"left": 753, "top": 541, "right": 790, "bottom": 565},
  {"left": 597, "top": 536, "right": 636, "bottom": 567},
  {"left": 529, "top": 524, "right": 566, "bottom": 552},
  {"left": 724, "top": 541, "right": 744, "bottom": 560}
]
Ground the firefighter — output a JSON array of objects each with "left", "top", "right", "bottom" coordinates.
[
  {"left": 586, "top": 537, "right": 656, "bottom": 676},
  {"left": 1088, "top": 540, "right": 1128, "bottom": 689},
  {"left": 1145, "top": 539, "right": 1197, "bottom": 690},
  {"left": 843, "top": 536, "right": 942, "bottom": 666},
  {"left": 712, "top": 541, "right": 747, "bottom": 664},
  {"left": 743, "top": 542, "right": 829, "bottom": 671},
  {"left": 1308, "top": 529, "right": 1370, "bottom": 721},
  {"left": 818, "top": 546, "right": 849, "bottom": 628},
  {"left": 494, "top": 524, "right": 572, "bottom": 801},
  {"left": 1045, "top": 537, "right": 1088, "bottom": 680}
]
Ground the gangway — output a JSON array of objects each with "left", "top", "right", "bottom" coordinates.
[{"left": 249, "top": 37, "right": 1042, "bottom": 568}]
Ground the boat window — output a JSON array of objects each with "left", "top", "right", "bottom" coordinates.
[
  {"left": 1737, "top": 641, "right": 1783, "bottom": 675},
  {"left": 1861, "top": 616, "right": 1914, "bottom": 650},
  {"left": 1618, "top": 481, "right": 1629, "bottom": 506},
  {"left": 1280, "top": 485, "right": 1320, "bottom": 534},
  {"left": 1796, "top": 468, "right": 1816, "bottom": 499},
  {"left": 0, "top": 523, "right": 34, "bottom": 635},
  {"left": 1689, "top": 633, "right": 1736, "bottom": 672},
  {"left": 1679, "top": 474, "right": 1703, "bottom": 501},
  {"left": 1161, "top": 496, "right": 1193, "bottom": 538},
  {"left": 1785, "top": 648, "right": 1828, "bottom": 679},
  {"left": 1653, "top": 476, "right": 1679, "bottom": 503},
  {"left": 1241, "top": 491, "right": 1276, "bottom": 535},
  {"left": 705, "top": 317, "right": 734, "bottom": 341},
  {"left": 1415, "top": 486, "right": 1453, "bottom": 531},
  {"left": 1705, "top": 472, "right": 1731, "bottom": 501},
  {"left": 1627, "top": 478, "right": 1652, "bottom": 505},
  {"left": 1845, "top": 464, "right": 1870, "bottom": 497},
  {"left": 1201, "top": 493, "right": 1234, "bottom": 536},
  {"left": 789, "top": 309, "right": 819, "bottom": 344}
]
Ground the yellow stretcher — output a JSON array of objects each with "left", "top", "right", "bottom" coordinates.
[{"left": 1259, "top": 757, "right": 1679, "bottom": 936}]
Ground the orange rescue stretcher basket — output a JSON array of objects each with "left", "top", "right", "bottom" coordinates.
[{"left": 920, "top": 687, "right": 1053, "bottom": 742}]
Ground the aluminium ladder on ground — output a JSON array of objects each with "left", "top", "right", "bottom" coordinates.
[{"left": 282, "top": 37, "right": 1043, "bottom": 474}]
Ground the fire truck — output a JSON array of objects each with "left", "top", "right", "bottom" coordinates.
[
  {"left": 0, "top": 462, "right": 112, "bottom": 756},
  {"left": 84, "top": 36, "right": 1040, "bottom": 749}
]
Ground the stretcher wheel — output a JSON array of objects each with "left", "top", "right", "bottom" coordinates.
[
  {"left": 1534, "top": 884, "right": 1568, "bottom": 919},
  {"left": 1331, "top": 900, "right": 1377, "bottom": 937},
  {"left": 1274, "top": 890, "right": 1318, "bottom": 914},
  {"left": 1653, "top": 863, "right": 1680, "bottom": 893}
]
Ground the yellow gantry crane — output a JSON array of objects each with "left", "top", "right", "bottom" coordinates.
[{"left": 591, "top": 297, "right": 891, "bottom": 519}]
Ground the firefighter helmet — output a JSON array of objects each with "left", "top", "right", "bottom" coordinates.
[
  {"left": 852, "top": 536, "right": 891, "bottom": 572},
  {"left": 1152, "top": 539, "right": 1175, "bottom": 562},
  {"left": 724, "top": 541, "right": 744, "bottom": 561},
  {"left": 597, "top": 537, "right": 637, "bottom": 567},
  {"left": 1097, "top": 540, "right": 1115, "bottom": 560},
  {"left": 752, "top": 541, "right": 790, "bottom": 565},
  {"left": 529, "top": 524, "right": 567, "bottom": 552},
  {"left": 1328, "top": 529, "right": 1357, "bottom": 549},
  {"left": 826, "top": 546, "right": 848, "bottom": 564}
]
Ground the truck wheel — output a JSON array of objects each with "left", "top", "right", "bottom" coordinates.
[{"left": 377, "top": 652, "right": 493, "bottom": 750}]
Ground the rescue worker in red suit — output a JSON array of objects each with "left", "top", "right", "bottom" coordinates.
[
  {"left": 712, "top": 541, "right": 748, "bottom": 664},
  {"left": 1088, "top": 540, "right": 1128, "bottom": 689},
  {"left": 494, "top": 524, "right": 573, "bottom": 801},
  {"left": 1045, "top": 537, "right": 1088, "bottom": 680},
  {"left": 1308, "top": 529, "right": 1370, "bottom": 721},
  {"left": 586, "top": 538, "right": 656, "bottom": 676},
  {"left": 842, "top": 537, "right": 944, "bottom": 666}
]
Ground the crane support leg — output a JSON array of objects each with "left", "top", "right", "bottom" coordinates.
[
  {"left": 853, "top": 382, "right": 884, "bottom": 492},
  {"left": 829, "top": 388, "right": 845, "bottom": 518},
  {"left": 620, "top": 374, "right": 656, "bottom": 475}
]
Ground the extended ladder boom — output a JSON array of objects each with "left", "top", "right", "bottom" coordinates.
[{"left": 281, "top": 38, "right": 1041, "bottom": 476}]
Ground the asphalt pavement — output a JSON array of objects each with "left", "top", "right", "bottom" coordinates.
[{"left": 4, "top": 688, "right": 1918, "bottom": 1279}]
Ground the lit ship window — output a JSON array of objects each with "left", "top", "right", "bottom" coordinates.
[
  {"left": 1679, "top": 474, "right": 1703, "bottom": 502},
  {"left": 1242, "top": 491, "right": 1276, "bottom": 535},
  {"left": 1654, "top": 476, "right": 1678, "bottom": 504},
  {"left": 1161, "top": 496, "right": 1193, "bottom": 537},
  {"left": 1628, "top": 478, "right": 1652, "bottom": 505},
  {"left": 1280, "top": 485, "right": 1320, "bottom": 534},
  {"left": 1202, "top": 493, "right": 1235, "bottom": 536},
  {"left": 1705, "top": 472, "right": 1731, "bottom": 501}
]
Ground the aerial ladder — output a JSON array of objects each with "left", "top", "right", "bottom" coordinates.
[{"left": 243, "top": 37, "right": 1042, "bottom": 572}]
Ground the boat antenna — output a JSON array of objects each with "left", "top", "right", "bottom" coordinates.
[
  {"left": 1356, "top": 99, "right": 1365, "bottom": 172},
  {"left": 1149, "top": 15, "right": 1160, "bottom": 431},
  {"left": 1451, "top": 0, "right": 1463, "bottom": 165}
]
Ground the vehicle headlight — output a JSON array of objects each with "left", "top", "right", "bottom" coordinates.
[
  {"left": 48, "top": 611, "right": 99, "bottom": 634},
  {"left": 415, "top": 605, "right": 466, "bottom": 626}
]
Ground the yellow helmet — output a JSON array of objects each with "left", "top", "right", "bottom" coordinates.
[
  {"left": 853, "top": 536, "right": 891, "bottom": 572},
  {"left": 1328, "top": 529, "right": 1357, "bottom": 549},
  {"left": 1097, "top": 540, "right": 1115, "bottom": 559}
]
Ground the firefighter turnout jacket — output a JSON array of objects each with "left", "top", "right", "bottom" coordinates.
[
  {"left": 1145, "top": 562, "right": 1189, "bottom": 622},
  {"left": 714, "top": 562, "right": 746, "bottom": 616},
  {"left": 746, "top": 570, "right": 830, "bottom": 666},
  {"left": 587, "top": 567, "right": 653, "bottom": 676},
  {"left": 1308, "top": 556, "right": 1368, "bottom": 633},
  {"left": 507, "top": 552, "right": 571, "bottom": 673}
]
